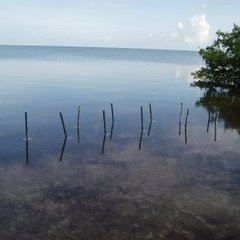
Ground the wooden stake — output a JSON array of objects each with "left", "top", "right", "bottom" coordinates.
[
  {"left": 179, "top": 102, "right": 183, "bottom": 122},
  {"left": 103, "top": 110, "right": 107, "bottom": 134},
  {"left": 140, "top": 106, "right": 143, "bottom": 131},
  {"left": 184, "top": 109, "right": 189, "bottom": 128},
  {"left": 59, "top": 112, "right": 67, "bottom": 137},
  {"left": 25, "top": 112, "right": 28, "bottom": 139},
  {"left": 24, "top": 112, "right": 29, "bottom": 164},
  {"left": 149, "top": 103, "right": 152, "bottom": 120},
  {"left": 111, "top": 103, "right": 114, "bottom": 123},
  {"left": 77, "top": 105, "right": 80, "bottom": 128},
  {"left": 77, "top": 106, "right": 80, "bottom": 143}
]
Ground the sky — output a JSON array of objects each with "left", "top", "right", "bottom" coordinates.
[{"left": 0, "top": 0, "right": 240, "bottom": 50}]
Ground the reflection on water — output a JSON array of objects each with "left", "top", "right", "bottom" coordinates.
[
  {"left": 1, "top": 46, "right": 240, "bottom": 239},
  {"left": 102, "top": 104, "right": 115, "bottom": 153},
  {"left": 59, "top": 137, "right": 67, "bottom": 161},
  {"left": 184, "top": 125, "right": 188, "bottom": 144},
  {"left": 138, "top": 130, "right": 143, "bottom": 150},
  {"left": 110, "top": 122, "right": 114, "bottom": 140},
  {"left": 77, "top": 125, "right": 80, "bottom": 143},
  {"left": 195, "top": 88, "right": 240, "bottom": 135},
  {"left": 214, "top": 111, "right": 219, "bottom": 142},
  {"left": 207, "top": 109, "right": 211, "bottom": 133},
  {"left": 25, "top": 136, "right": 29, "bottom": 164},
  {"left": 101, "top": 133, "right": 106, "bottom": 154},
  {"left": 147, "top": 120, "right": 152, "bottom": 137}
]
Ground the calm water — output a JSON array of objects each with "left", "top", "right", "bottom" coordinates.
[{"left": 0, "top": 45, "right": 240, "bottom": 240}]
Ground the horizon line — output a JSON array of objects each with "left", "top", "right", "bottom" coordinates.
[{"left": 0, "top": 44, "right": 199, "bottom": 53}]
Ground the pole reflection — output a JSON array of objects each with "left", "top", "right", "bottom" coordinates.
[
  {"left": 25, "top": 137, "right": 29, "bottom": 164},
  {"left": 147, "top": 120, "right": 152, "bottom": 136},
  {"left": 110, "top": 123, "right": 114, "bottom": 140},
  {"left": 185, "top": 126, "right": 188, "bottom": 144},
  {"left": 101, "top": 134, "right": 106, "bottom": 154},
  {"left": 59, "top": 137, "right": 67, "bottom": 162},
  {"left": 139, "top": 130, "right": 143, "bottom": 150}
]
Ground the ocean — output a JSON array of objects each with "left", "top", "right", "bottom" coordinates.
[{"left": 0, "top": 45, "right": 239, "bottom": 239}]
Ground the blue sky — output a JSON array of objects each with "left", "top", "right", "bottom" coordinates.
[{"left": 0, "top": 0, "right": 239, "bottom": 50}]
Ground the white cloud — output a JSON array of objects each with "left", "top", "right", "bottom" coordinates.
[
  {"left": 178, "top": 14, "right": 210, "bottom": 44},
  {"left": 178, "top": 21, "right": 184, "bottom": 30}
]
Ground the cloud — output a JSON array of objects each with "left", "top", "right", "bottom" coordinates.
[
  {"left": 178, "top": 14, "right": 210, "bottom": 44},
  {"left": 178, "top": 21, "right": 184, "bottom": 30}
]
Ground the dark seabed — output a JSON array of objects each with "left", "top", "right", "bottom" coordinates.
[{"left": 0, "top": 45, "right": 240, "bottom": 240}]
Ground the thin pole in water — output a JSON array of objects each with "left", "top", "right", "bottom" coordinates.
[
  {"left": 103, "top": 110, "right": 107, "bottom": 134},
  {"left": 110, "top": 103, "right": 115, "bottom": 140},
  {"left": 77, "top": 106, "right": 80, "bottom": 143},
  {"left": 77, "top": 105, "right": 80, "bottom": 128},
  {"left": 59, "top": 112, "right": 67, "bottom": 137},
  {"left": 25, "top": 112, "right": 28, "bottom": 139},
  {"left": 25, "top": 112, "right": 29, "bottom": 164},
  {"left": 140, "top": 106, "right": 143, "bottom": 131},
  {"left": 179, "top": 102, "right": 183, "bottom": 122},
  {"left": 111, "top": 103, "right": 114, "bottom": 123},
  {"left": 148, "top": 103, "right": 152, "bottom": 136},
  {"left": 184, "top": 108, "right": 189, "bottom": 144},
  {"left": 178, "top": 103, "right": 183, "bottom": 135},
  {"left": 207, "top": 109, "right": 211, "bottom": 133},
  {"left": 184, "top": 109, "right": 189, "bottom": 128},
  {"left": 149, "top": 103, "right": 152, "bottom": 120}
]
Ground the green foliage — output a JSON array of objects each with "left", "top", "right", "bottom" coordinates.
[{"left": 192, "top": 24, "right": 240, "bottom": 89}]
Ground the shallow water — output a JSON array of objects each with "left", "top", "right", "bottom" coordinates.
[{"left": 0, "top": 45, "right": 240, "bottom": 240}]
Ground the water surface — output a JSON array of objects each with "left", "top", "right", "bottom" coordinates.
[{"left": 0, "top": 45, "right": 240, "bottom": 240}]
